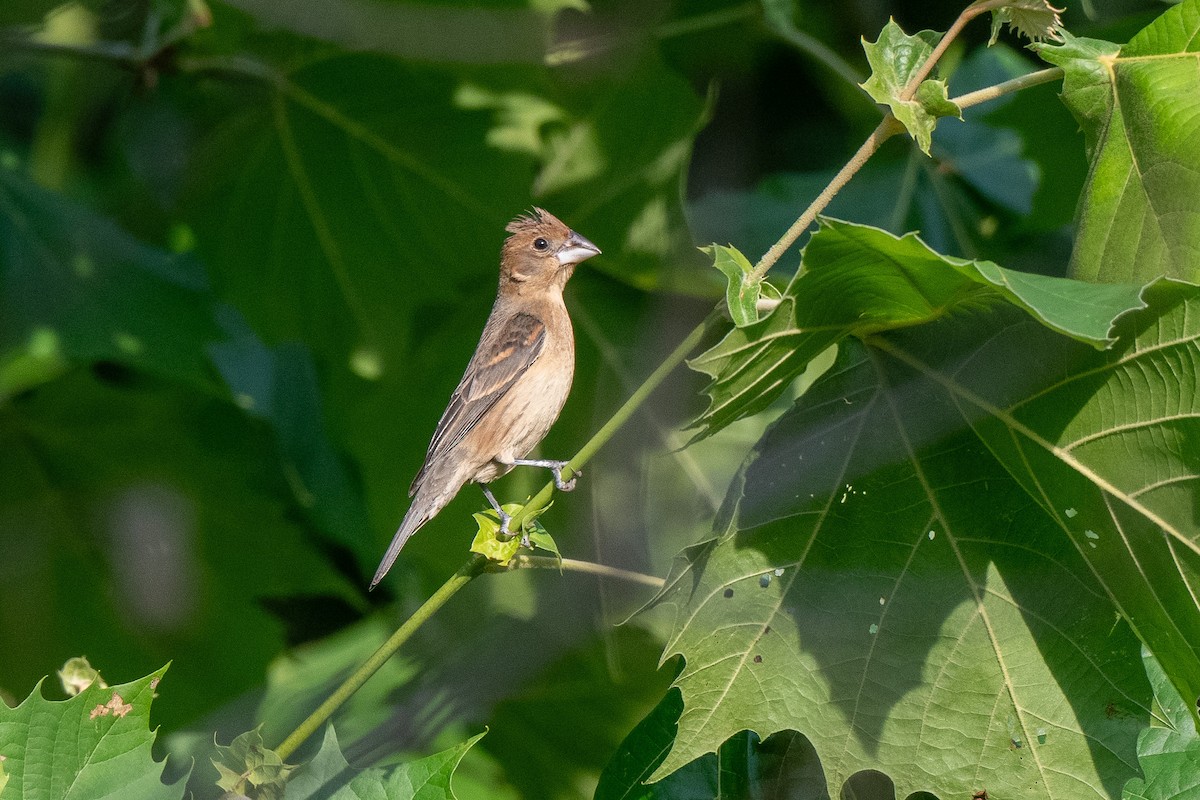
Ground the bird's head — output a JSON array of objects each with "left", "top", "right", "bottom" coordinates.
[{"left": 500, "top": 208, "right": 600, "bottom": 292}]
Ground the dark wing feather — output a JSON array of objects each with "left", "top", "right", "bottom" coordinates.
[{"left": 410, "top": 311, "right": 545, "bottom": 494}]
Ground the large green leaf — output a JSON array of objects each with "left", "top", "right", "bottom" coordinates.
[
  {"left": 0, "top": 664, "right": 186, "bottom": 799},
  {"left": 1122, "top": 649, "right": 1200, "bottom": 800},
  {"left": 0, "top": 373, "right": 354, "bottom": 731},
  {"left": 646, "top": 280, "right": 1200, "bottom": 798},
  {"left": 1037, "top": 0, "right": 1200, "bottom": 283},
  {"left": 687, "top": 219, "right": 1147, "bottom": 441}
]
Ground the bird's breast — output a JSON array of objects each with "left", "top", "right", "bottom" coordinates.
[{"left": 469, "top": 307, "right": 574, "bottom": 482}]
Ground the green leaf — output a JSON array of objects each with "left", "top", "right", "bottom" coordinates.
[
  {"left": 596, "top": 690, "right": 827, "bottom": 800},
  {"left": 986, "top": 0, "right": 1065, "bottom": 45},
  {"left": 1122, "top": 649, "right": 1200, "bottom": 800},
  {"left": 471, "top": 503, "right": 559, "bottom": 565},
  {"left": 0, "top": 170, "right": 223, "bottom": 398},
  {"left": 860, "top": 19, "right": 961, "bottom": 155},
  {"left": 688, "top": 219, "right": 1147, "bottom": 441},
  {"left": 0, "top": 372, "right": 354, "bottom": 732},
  {"left": 1036, "top": 0, "right": 1200, "bottom": 282},
  {"left": 213, "top": 727, "right": 296, "bottom": 800},
  {"left": 648, "top": 280, "right": 1200, "bottom": 797},
  {"left": 285, "top": 725, "right": 483, "bottom": 800},
  {"left": 484, "top": 626, "right": 674, "bottom": 800},
  {"left": 57, "top": 656, "right": 107, "bottom": 696},
  {"left": 704, "top": 244, "right": 765, "bottom": 327},
  {"left": 0, "top": 664, "right": 186, "bottom": 799}
]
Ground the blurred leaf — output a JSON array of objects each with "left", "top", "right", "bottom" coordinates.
[
  {"left": 645, "top": 279, "right": 1200, "bottom": 796},
  {"left": 482, "top": 625, "right": 673, "bottom": 800},
  {"left": 0, "top": 664, "right": 186, "bottom": 799},
  {"left": 0, "top": 372, "right": 353, "bottom": 731},
  {"left": 687, "top": 219, "right": 1147, "bottom": 441},
  {"left": 937, "top": 44, "right": 1040, "bottom": 216},
  {"left": 0, "top": 169, "right": 222, "bottom": 398},
  {"left": 255, "top": 618, "right": 418, "bottom": 749},
  {"left": 208, "top": 311, "right": 372, "bottom": 561},
  {"left": 1037, "top": 0, "right": 1200, "bottom": 283},
  {"left": 213, "top": 727, "right": 295, "bottom": 800},
  {"left": 596, "top": 689, "right": 828, "bottom": 800},
  {"left": 57, "top": 655, "right": 107, "bottom": 696},
  {"left": 1122, "top": 649, "right": 1200, "bottom": 800},
  {"left": 285, "top": 725, "right": 483, "bottom": 800},
  {"left": 860, "top": 20, "right": 960, "bottom": 155}
]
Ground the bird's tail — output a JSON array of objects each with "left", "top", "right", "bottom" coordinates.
[{"left": 370, "top": 495, "right": 438, "bottom": 590}]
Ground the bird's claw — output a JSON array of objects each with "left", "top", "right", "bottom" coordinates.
[{"left": 551, "top": 465, "right": 580, "bottom": 492}]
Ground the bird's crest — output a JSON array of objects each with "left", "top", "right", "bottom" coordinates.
[{"left": 505, "top": 207, "right": 558, "bottom": 234}]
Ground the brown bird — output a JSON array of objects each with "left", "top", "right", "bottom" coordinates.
[{"left": 371, "top": 208, "right": 600, "bottom": 589}]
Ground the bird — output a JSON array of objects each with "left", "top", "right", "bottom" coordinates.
[{"left": 370, "top": 208, "right": 601, "bottom": 589}]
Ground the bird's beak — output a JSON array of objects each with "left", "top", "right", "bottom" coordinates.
[{"left": 557, "top": 231, "right": 601, "bottom": 267}]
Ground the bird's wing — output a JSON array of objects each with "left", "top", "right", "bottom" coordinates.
[{"left": 410, "top": 311, "right": 546, "bottom": 495}]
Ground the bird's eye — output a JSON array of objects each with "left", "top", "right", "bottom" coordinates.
[{"left": 533, "top": 237, "right": 549, "bottom": 251}]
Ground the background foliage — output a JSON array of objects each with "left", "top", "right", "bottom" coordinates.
[{"left": 1, "top": 0, "right": 1197, "bottom": 798}]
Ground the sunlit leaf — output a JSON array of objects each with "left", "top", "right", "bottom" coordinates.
[
  {"left": 687, "top": 219, "right": 1146, "bottom": 441},
  {"left": 861, "top": 19, "right": 961, "bottom": 154},
  {"left": 0, "top": 664, "right": 186, "bottom": 799},
  {"left": 1037, "top": 0, "right": 1200, "bottom": 282}
]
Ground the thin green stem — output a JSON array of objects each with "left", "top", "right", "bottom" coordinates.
[
  {"left": 747, "top": 115, "right": 904, "bottom": 284},
  {"left": 501, "top": 555, "right": 666, "bottom": 589},
  {"left": 274, "top": 554, "right": 489, "bottom": 761},
  {"left": 898, "top": 0, "right": 1006, "bottom": 101}
]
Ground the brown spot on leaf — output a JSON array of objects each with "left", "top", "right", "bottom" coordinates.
[
  {"left": 723, "top": 588, "right": 734, "bottom": 598},
  {"left": 753, "top": 655, "right": 762, "bottom": 663},
  {"left": 106, "top": 693, "right": 133, "bottom": 718}
]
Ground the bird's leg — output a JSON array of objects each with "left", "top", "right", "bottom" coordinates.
[
  {"left": 480, "top": 483, "right": 531, "bottom": 547},
  {"left": 480, "top": 483, "right": 512, "bottom": 534},
  {"left": 510, "top": 458, "right": 580, "bottom": 492}
]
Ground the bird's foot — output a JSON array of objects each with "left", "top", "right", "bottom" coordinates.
[
  {"left": 550, "top": 463, "right": 579, "bottom": 492},
  {"left": 496, "top": 507, "right": 514, "bottom": 537},
  {"left": 511, "top": 458, "right": 580, "bottom": 492}
]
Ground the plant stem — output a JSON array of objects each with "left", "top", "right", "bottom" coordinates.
[
  {"left": 953, "top": 67, "right": 1063, "bottom": 110},
  {"left": 500, "top": 555, "right": 667, "bottom": 589},
  {"left": 274, "top": 554, "right": 489, "bottom": 761},
  {"left": 899, "top": 0, "right": 1007, "bottom": 101},
  {"left": 747, "top": 115, "right": 904, "bottom": 284}
]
